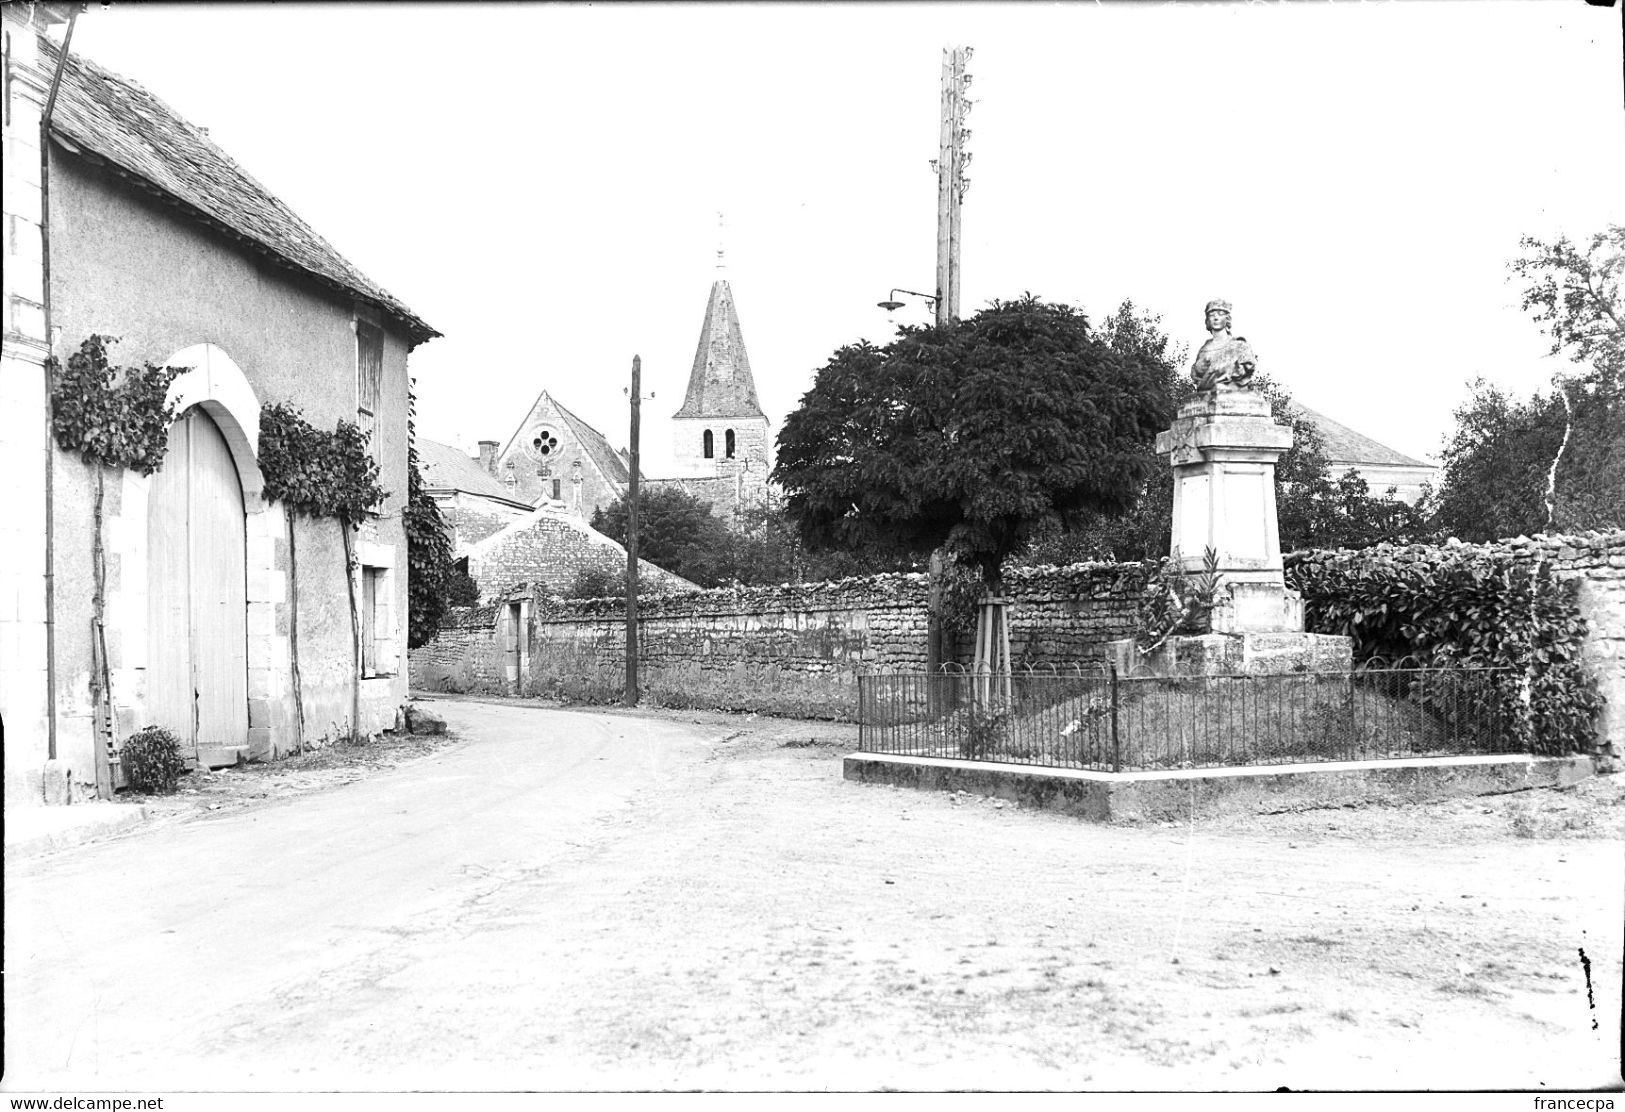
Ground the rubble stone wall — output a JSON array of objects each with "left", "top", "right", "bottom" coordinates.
[
  {"left": 1504, "top": 533, "right": 1625, "bottom": 751},
  {"left": 409, "top": 563, "right": 1155, "bottom": 718}
]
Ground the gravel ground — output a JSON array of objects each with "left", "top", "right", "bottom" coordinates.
[{"left": 97, "top": 696, "right": 1624, "bottom": 1091}]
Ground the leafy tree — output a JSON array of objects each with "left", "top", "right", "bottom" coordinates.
[
  {"left": 1431, "top": 226, "right": 1623, "bottom": 540},
  {"left": 774, "top": 295, "right": 1173, "bottom": 588},
  {"left": 592, "top": 487, "right": 735, "bottom": 587},
  {"left": 405, "top": 443, "right": 457, "bottom": 648},
  {"left": 445, "top": 561, "right": 481, "bottom": 607},
  {"left": 1510, "top": 225, "right": 1623, "bottom": 393},
  {"left": 1014, "top": 303, "right": 1425, "bottom": 565},
  {"left": 719, "top": 503, "right": 921, "bottom": 585},
  {"left": 1429, "top": 378, "right": 1622, "bottom": 541}
]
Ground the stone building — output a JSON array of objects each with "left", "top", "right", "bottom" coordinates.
[
  {"left": 465, "top": 276, "right": 775, "bottom": 528},
  {"left": 1, "top": 9, "right": 437, "bottom": 803},
  {"left": 481, "top": 390, "right": 635, "bottom": 520},
  {"left": 1290, "top": 403, "right": 1438, "bottom": 504},
  {"left": 647, "top": 278, "right": 774, "bottom": 519},
  {"left": 416, "top": 437, "right": 534, "bottom": 549}
]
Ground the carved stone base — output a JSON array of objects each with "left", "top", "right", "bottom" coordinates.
[
  {"left": 1210, "top": 580, "right": 1305, "bottom": 635},
  {"left": 1108, "top": 631, "right": 1354, "bottom": 678}
]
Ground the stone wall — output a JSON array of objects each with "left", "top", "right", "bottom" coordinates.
[
  {"left": 433, "top": 491, "right": 531, "bottom": 551},
  {"left": 1460, "top": 533, "right": 1622, "bottom": 749},
  {"left": 1287, "top": 530, "right": 1625, "bottom": 754},
  {"left": 410, "top": 536, "right": 1625, "bottom": 747},
  {"left": 410, "top": 563, "right": 1153, "bottom": 718},
  {"left": 408, "top": 604, "right": 509, "bottom": 693}
]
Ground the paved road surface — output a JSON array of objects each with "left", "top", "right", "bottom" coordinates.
[{"left": 5, "top": 699, "right": 1621, "bottom": 1092}]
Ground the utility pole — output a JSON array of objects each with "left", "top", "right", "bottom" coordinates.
[
  {"left": 928, "top": 46, "right": 972, "bottom": 684},
  {"left": 934, "top": 45, "right": 972, "bottom": 328},
  {"left": 624, "top": 355, "right": 642, "bottom": 706}
]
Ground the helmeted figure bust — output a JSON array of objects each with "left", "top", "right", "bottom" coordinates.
[{"left": 1190, "top": 299, "right": 1258, "bottom": 391}]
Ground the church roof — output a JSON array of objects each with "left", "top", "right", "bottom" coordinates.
[
  {"left": 673, "top": 280, "right": 766, "bottom": 421},
  {"left": 550, "top": 395, "right": 635, "bottom": 484},
  {"left": 498, "top": 390, "right": 635, "bottom": 488},
  {"left": 416, "top": 439, "right": 529, "bottom": 505},
  {"left": 44, "top": 40, "right": 438, "bottom": 346},
  {"left": 1289, "top": 403, "right": 1431, "bottom": 469}
]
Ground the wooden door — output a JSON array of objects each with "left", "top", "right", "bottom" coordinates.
[{"left": 146, "top": 409, "right": 248, "bottom": 761}]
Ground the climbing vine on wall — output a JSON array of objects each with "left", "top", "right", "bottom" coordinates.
[
  {"left": 258, "top": 402, "right": 385, "bottom": 749},
  {"left": 49, "top": 335, "right": 190, "bottom": 773},
  {"left": 258, "top": 402, "right": 384, "bottom": 525},
  {"left": 48, "top": 335, "right": 185, "bottom": 472},
  {"left": 405, "top": 438, "right": 456, "bottom": 650},
  {"left": 1286, "top": 542, "right": 1602, "bottom": 754}
]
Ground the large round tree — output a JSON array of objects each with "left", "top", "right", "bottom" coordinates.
[{"left": 773, "top": 296, "right": 1173, "bottom": 590}]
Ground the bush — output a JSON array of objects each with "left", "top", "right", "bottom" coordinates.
[
  {"left": 1286, "top": 541, "right": 1603, "bottom": 755},
  {"left": 564, "top": 565, "right": 626, "bottom": 600},
  {"left": 120, "top": 726, "right": 187, "bottom": 794}
]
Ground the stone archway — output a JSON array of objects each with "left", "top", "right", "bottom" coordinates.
[{"left": 109, "top": 345, "right": 291, "bottom": 766}]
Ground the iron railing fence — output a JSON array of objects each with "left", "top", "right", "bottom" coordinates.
[{"left": 856, "top": 664, "right": 1520, "bottom": 773}]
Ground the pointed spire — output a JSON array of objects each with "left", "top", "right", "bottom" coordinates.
[{"left": 673, "top": 279, "right": 765, "bottom": 420}]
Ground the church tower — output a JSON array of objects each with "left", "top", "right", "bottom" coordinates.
[{"left": 670, "top": 279, "right": 771, "bottom": 507}]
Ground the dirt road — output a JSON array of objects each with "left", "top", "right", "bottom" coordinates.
[{"left": 5, "top": 698, "right": 1620, "bottom": 1092}]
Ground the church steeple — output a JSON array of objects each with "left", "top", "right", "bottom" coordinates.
[{"left": 673, "top": 279, "right": 766, "bottom": 421}]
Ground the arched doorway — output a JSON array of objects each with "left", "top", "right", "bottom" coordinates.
[{"left": 146, "top": 407, "right": 248, "bottom": 764}]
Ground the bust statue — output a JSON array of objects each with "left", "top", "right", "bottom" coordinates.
[{"left": 1190, "top": 299, "right": 1258, "bottom": 391}]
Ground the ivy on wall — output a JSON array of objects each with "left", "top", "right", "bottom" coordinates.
[
  {"left": 258, "top": 402, "right": 384, "bottom": 525},
  {"left": 48, "top": 335, "right": 189, "bottom": 779},
  {"left": 257, "top": 402, "right": 385, "bottom": 749},
  {"left": 1286, "top": 543, "right": 1603, "bottom": 755},
  {"left": 48, "top": 335, "right": 185, "bottom": 472},
  {"left": 405, "top": 440, "right": 456, "bottom": 650}
]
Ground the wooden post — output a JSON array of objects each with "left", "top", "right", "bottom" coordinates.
[
  {"left": 934, "top": 46, "right": 970, "bottom": 328},
  {"left": 625, "top": 355, "right": 642, "bottom": 707}
]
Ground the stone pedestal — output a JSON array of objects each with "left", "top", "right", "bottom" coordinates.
[
  {"left": 1108, "top": 632, "right": 1353, "bottom": 678},
  {"left": 1154, "top": 387, "right": 1301, "bottom": 635},
  {"left": 1116, "top": 383, "right": 1355, "bottom": 678}
]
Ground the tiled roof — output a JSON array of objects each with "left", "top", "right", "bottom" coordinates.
[
  {"left": 550, "top": 395, "right": 635, "bottom": 484},
  {"left": 674, "top": 280, "right": 766, "bottom": 420},
  {"left": 44, "top": 40, "right": 438, "bottom": 345},
  {"left": 416, "top": 439, "right": 528, "bottom": 505},
  {"left": 1289, "top": 403, "right": 1431, "bottom": 469}
]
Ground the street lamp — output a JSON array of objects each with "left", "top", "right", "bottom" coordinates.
[{"left": 878, "top": 288, "right": 938, "bottom": 314}]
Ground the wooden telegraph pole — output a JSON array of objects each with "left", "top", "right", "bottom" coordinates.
[
  {"left": 928, "top": 46, "right": 972, "bottom": 682},
  {"left": 934, "top": 45, "right": 971, "bottom": 327},
  {"left": 624, "top": 355, "right": 642, "bottom": 706}
]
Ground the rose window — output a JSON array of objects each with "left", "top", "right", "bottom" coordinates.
[{"left": 526, "top": 427, "right": 560, "bottom": 461}]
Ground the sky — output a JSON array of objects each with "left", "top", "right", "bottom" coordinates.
[{"left": 61, "top": 1, "right": 1625, "bottom": 472}]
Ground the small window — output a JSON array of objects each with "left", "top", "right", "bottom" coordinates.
[
  {"left": 703, "top": 430, "right": 714, "bottom": 459},
  {"left": 725, "top": 429, "right": 736, "bottom": 459},
  {"left": 551, "top": 478, "right": 561, "bottom": 500}
]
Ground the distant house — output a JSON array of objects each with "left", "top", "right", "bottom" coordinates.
[
  {"left": 1290, "top": 403, "right": 1438, "bottom": 504},
  {"left": 416, "top": 438, "right": 533, "bottom": 549},
  {"left": 1, "top": 9, "right": 437, "bottom": 804}
]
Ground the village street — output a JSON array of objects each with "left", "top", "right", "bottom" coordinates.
[{"left": 5, "top": 699, "right": 1621, "bottom": 1093}]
